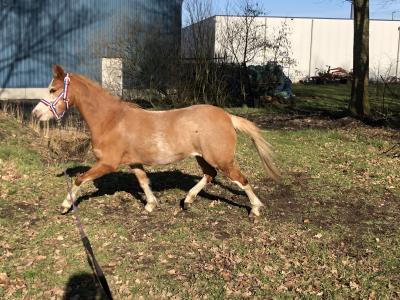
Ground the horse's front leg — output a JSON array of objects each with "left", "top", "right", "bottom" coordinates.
[{"left": 60, "top": 161, "right": 117, "bottom": 214}]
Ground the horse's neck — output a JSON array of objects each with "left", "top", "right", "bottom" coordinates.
[{"left": 74, "top": 85, "right": 123, "bottom": 141}]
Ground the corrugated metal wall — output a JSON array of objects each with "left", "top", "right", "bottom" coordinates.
[{"left": 0, "top": 0, "right": 183, "bottom": 88}]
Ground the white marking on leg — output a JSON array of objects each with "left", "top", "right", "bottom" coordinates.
[
  {"left": 61, "top": 184, "right": 81, "bottom": 212},
  {"left": 185, "top": 175, "right": 208, "bottom": 204},
  {"left": 233, "top": 180, "right": 245, "bottom": 189},
  {"left": 233, "top": 181, "right": 264, "bottom": 216},
  {"left": 244, "top": 185, "right": 263, "bottom": 207},
  {"left": 142, "top": 184, "right": 158, "bottom": 212},
  {"left": 132, "top": 167, "right": 158, "bottom": 212}
]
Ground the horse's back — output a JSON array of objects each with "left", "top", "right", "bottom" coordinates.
[
  {"left": 158, "top": 104, "right": 234, "bottom": 136},
  {"left": 150, "top": 104, "right": 227, "bottom": 118},
  {"left": 152, "top": 104, "right": 232, "bottom": 127}
]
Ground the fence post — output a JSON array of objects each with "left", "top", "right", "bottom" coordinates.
[{"left": 101, "top": 58, "right": 123, "bottom": 97}]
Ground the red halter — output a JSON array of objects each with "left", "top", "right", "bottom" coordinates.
[{"left": 40, "top": 74, "right": 71, "bottom": 120}]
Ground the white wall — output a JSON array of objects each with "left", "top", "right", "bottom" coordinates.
[
  {"left": 190, "top": 16, "right": 400, "bottom": 82},
  {"left": 309, "top": 18, "right": 353, "bottom": 76},
  {"left": 0, "top": 88, "right": 48, "bottom": 100},
  {"left": 370, "top": 21, "right": 400, "bottom": 78}
]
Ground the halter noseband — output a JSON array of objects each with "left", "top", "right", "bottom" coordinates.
[{"left": 40, "top": 73, "right": 71, "bottom": 120}]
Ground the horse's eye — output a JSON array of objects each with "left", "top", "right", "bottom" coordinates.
[{"left": 49, "top": 88, "right": 56, "bottom": 93}]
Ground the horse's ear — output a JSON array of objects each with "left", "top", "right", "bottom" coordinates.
[{"left": 52, "top": 64, "right": 66, "bottom": 79}]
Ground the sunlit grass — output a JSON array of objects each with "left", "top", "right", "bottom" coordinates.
[{"left": 1, "top": 104, "right": 399, "bottom": 298}]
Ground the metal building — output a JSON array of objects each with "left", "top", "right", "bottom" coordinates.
[
  {"left": 182, "top": 15, "right": 400, "bottom": 82},
  {"left": 0, "top": 0, "right": 183, "bottom": 90}
]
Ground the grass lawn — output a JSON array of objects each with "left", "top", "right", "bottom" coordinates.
[
  {"left": 1, "top": 103, "right": 399, "bottom": 299},
  {"left": 292, "top": 83, "right": 400, "bottom": 116}
]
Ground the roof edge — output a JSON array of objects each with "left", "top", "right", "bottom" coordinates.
[{"left": 212, "top": 14, "right": 400, "bottom": 22}]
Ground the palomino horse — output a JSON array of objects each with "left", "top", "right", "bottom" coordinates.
[{"left": 32, "top": 65, "right": 280, "bottom": 218}]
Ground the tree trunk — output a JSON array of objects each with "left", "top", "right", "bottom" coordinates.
[
  {"left": 349, "top": 0, "right": 370, "bottom": 117},
  {"left": 241, "top": 64, "right": 255, "bottom": 107}
]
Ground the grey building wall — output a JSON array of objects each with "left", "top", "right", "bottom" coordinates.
[{"left": 0, "top": 0, "right": 183, "bottom": 88}]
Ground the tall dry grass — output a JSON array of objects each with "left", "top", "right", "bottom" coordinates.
[{"left": 1, "top": 101, "right": 92, "bottom": 161}]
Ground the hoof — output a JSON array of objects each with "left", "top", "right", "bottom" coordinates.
[
  {"left": 248, "top": 212, "right": 259, "bottom": 223},
  {"left": 249, "top": 217, "right": 258, "bottom": 224},
  {"left": 60, "top": 206, "right": 70, "bottom": 215},
  {"left": 183, "top": 202, "right": 192, "bottom": 211},
  {"left": 250, "top": 206, "right": 262, "bottom": 216},
  {"left": 144, "top": 202, "right": 156, "bottom": 213},
  {"left": 249, "top": 206, "right": 261, "bottom": 221}
]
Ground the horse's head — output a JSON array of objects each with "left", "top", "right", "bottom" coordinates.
[{"left": 32, "top": 65, "right": 74, "bottom": 121}]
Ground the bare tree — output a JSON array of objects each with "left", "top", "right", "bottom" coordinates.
[
  {"left": 0, "top": 0, "right": 97, "bottom": 91},
  {"left": 219, "top": 0, "right": 266, "bottom": 106},
  {"left": 218, "top": 0, "right": 267, "bottom": 67},
  {"left": 268, "top": 21, "right": 295, "bottom": 67},
  {"left": 217, "top": 0, "right": 294, "bottom": 106},
  {"left": 183, "top": 0, "right": 214, "bottom": 56},
  {"left": 93, "top": 16, "right": 181, "bottom": 106},
  {"left": 182, "top": 0, "right": 227, "bottom": 105}
]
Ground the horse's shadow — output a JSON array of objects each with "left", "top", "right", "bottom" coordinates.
[{"left": 61, "top": 166, "right": 249, "bottom": 212}]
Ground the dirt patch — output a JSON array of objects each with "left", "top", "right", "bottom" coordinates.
[
  {"left": 238, "top": 109, "right": 400, "bottom": 134},
  {"left": 240, "top": 112, "right": 364, "bottom": 131},
  {"left": 64, "top": 162, "right": 400, "bottom": 240},
  {"left": 231, "top": 166, "right": 400, "bottom": 244},
  {"left": 0, "top": 201, "right": 38, "bottom": 224},
  {"left": 0, "top": 206, "right": 15, "bottom": 220}
]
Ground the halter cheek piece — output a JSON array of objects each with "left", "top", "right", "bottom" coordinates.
[{"left": 40, "top": 73, "right": 71, "bottom": 120}]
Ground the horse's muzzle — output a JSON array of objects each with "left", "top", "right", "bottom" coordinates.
[
  {"left": 32, "top": 107, "right": 41, "bottom": 119},
  {"left": 31, "top": 106, "right": 49, "bottom": 121}
]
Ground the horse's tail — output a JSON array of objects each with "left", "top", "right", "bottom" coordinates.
[{"left": 230, "top": 115, "right": 281, "bottom": 182}]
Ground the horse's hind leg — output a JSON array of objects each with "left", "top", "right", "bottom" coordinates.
[
  {"left": 130, "top": 165, "right": 158, "bottom": 213},
  {"left": 222, "top": 164, "right": 264, "bottom": 218},
  {"left": 184, "top": 157, "right": 217, "bottom": 210}
]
